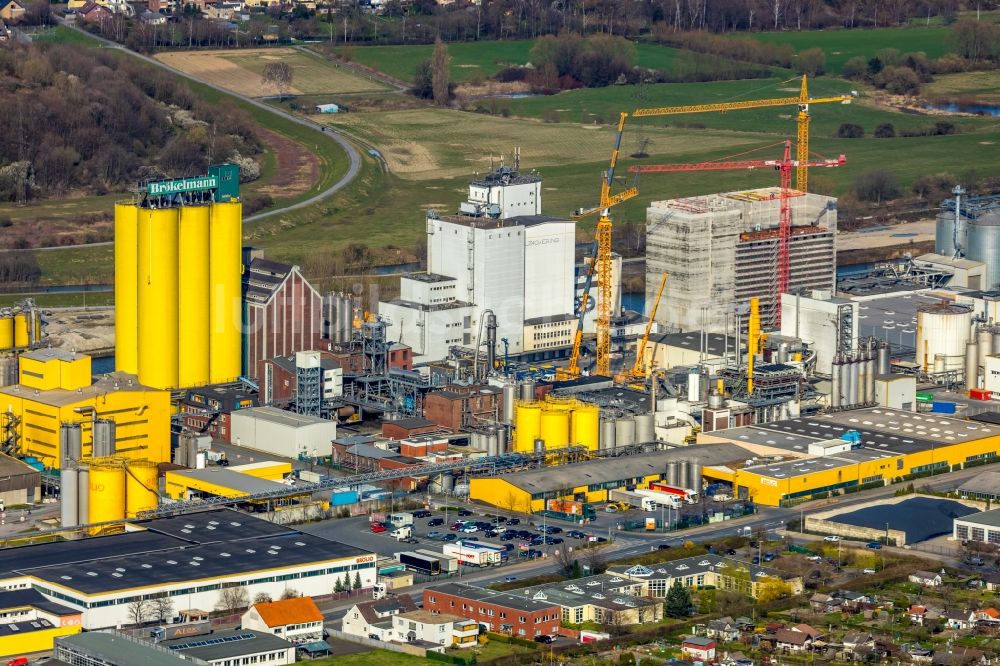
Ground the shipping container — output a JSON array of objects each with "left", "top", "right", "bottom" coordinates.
[
  {"left": 970, "top": 388, "right": 992, "bottom": 401},
  {"left": 930, "top": 401, "right": 957, "bottom": 414},
  {"left": 916, "top": 392, "right": 935, "bottom": 402},
  {"left": 331, "top": 489, "right": 359, "bottom": 506},
  {"left": 648, "top": 482, "right": 698, "bottom": 504},
  {"left": 443, "top": 542, "right": 503, "bottom": 567},
  {"left": 396, "top": 551, "right": 441, "bottom": 576}
]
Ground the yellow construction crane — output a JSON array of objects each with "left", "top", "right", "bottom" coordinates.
[
  {"left": 632, "top": 75, "right": 854, "bottom": 192},
  {"left": 573, "top": 112, "right": 639, "bottom": 377},
  {"left": 616, "top": 271, "right": 667, "bottom": 385},
  {"left": 747, "top": 297, "right": 767, "bottom": 394}
]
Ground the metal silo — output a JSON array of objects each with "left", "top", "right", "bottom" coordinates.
[
  {"left": 600, "top": 417, "right": 616, "bottom": 450},
  {"left": 0, "top": 315, "right": 12, "bottom": 350},
  {"left": 60, "top": 423, "right": 82, "bottom": 462},
  {"left": 125, "top": 460, "right": 158, "bottom": 519},
  {"left": 487, "top": 429, "right": 499, "bottom": 457},
  {"left": 12, "top": 314, "right": 28, "bottom": 348},
  {"left": 935, "top": 209, "right": 962, "bottom": 257},
  {"left": 979, "top": 328, "right": 993, "bottom": 369},
  {"left": 60, "top": 464, "right": 78, "bottom": 528},
  {"left": 967, "top": 212, "right": 1000, "bottom": 290},
  {"left": 877, "top": 342, "right": 891, "bottom": 376},
  {"left": 967, "top": 340, "right": 980, "bottom": 389},
  {"left": 666, "top": 461, "right": 680, "bottom": 486},
  {"left": 138, "top": 207, "right": 180, "bottom": 389},
  {"left": 830, "top": 354, "right": 841, "bottom": 408},
  {"left": 615, "top": 417, "right": 635, "bottom": 448},
  {"left": 208, "top": 200, "right": 243, "bottom": 385},
  {"left": 916, "top": 302, "right": 973, "bottom": 372},
  {"left": 0, "top": 355, "right": 14, "bottom": 389},
  {"left": 115, "top": 203, "right": 139, "bottom": 375},
  {"left": 503, "top": 381, "right": 516, "bottom": 425},
  {"left": 519, "top": 378, "right": 536, "bottom": 402},
  {"left": 570, "top": 403, "right": 600, "bottom": 450},
  {"left": 677, "top": 459, "right": 690, "bottom": 489},
  {"left": 77, "top": 465, "right": 89, "bottom": 525},
  {"left": 634, "top": 413, "right": 654, "bottom": 444},
  {"left": 89, "top": 460, "right": 125, "bottom": 525},
  {"left": 92, "top": 419, "right": 116, "bottom": 459},
  {"left": 177, "top": 205, "right": 211, "bottom": 388},
  {"left": 865, "top": 353, "right": 876, "bottom": 404},
  {"left": 850, "top": 357, "right": 861, "bottom": 406},
  {"left": 440, "top": 473, "right": 454, "bottom": 493},
  {"left": 689, "top": 462, "right": 703, "bottom": 496},
  {"left": 992, "top": 331, "right": 1000, "bottom": 356},
  {"left": 514, "top": 402, "right": 541, "bottom": 452},
  {"left": 533, "top": 438, "right": 546, "bottom": 455},
  {"left": 539, "top": 409, "right": 570, "bottom": 448}
]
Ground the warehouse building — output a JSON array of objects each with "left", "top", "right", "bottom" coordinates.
[
  {"left": 468, "top": 446, "right": 752, "bottom": 513},
  {"left": 647, "top": 188, "right": 837, "bottom": 332},
  {"left": 242, "top": 255, "right": 323, "bottom": 381},
  {"left": 164, "top": 462, "right": 296, "bottom": 501},
  {"left": 0, "top": 509, "right": 376, "bottom": 629},
  {"left": 954, "top": 508, "right": 1000, "bottom": 545},
  {"left": 230, "top": 405, "right": 337, "bottom": 459},
  {"left": 0, "top": 588, "right": 81, "bottom": 658},
  {"left": 958, "top": 470, "right": 1000, "bottom": 502},
  {"left": 700, "top": 407, "right": 1000, "bottom": 506},
  {"left": 0, "top": 453, "right": 40, "bottom": 506},
  {"left": 161, "top": 627, "right": 296, "bottom": 665},
  {"left": 0, "top": 351, "right": 171, "bottom": 469},
  {"left": 55, "top": 632, "right": 191, "bottom": 665},
  {"left": 607, "top": 554, "right": 804, "bottom": 599}
]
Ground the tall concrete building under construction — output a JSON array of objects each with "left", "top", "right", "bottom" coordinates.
[{"left": 646, "top": 187, "right": 837, "bottom": 332}]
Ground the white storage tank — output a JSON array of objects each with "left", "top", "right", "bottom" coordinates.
[
  {"left": 615, "top": 417, "right": 635, "bottom": 447},
  {"left": 967, "top": 212, "right": 1000, "bottom": 290},
  {"left": 634, "top": 413, "right": 654, "bottom": 444},
  {"left": 915, "top": 302, "right": 972, "bottom": 372}
]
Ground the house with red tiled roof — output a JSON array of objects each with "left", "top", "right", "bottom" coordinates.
[{"left": 241, "top": 596, "right": 324, "bottom": 644}]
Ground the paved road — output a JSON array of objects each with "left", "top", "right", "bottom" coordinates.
[{"left": 51, "top": 20, "right": 363, "bottom": 226}]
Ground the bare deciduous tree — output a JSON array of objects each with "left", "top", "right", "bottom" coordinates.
[
  {"left": 262, "top": 62, "right": 293, "bottom": 100},
  {"left": 127, "top": 598, "right": 153, "bottom": 627},
  {"left": 216, "top": 585, "right": 250, "bottom": 614},
  {"left": 151, "top": 595, "right": 174, "bottom": 624},
  {"left": 431, "top": 38, "right": 450, "bottom": 106},
  {"left": 253, "top": 592, "right": 273, "bottom": 604}
]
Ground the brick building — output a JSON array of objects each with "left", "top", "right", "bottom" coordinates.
[
  {"left": 423, "top": 385, "right": 503, "bottom": 431},
  {"left": 243, "top": 257, "right": 323, "bottom": 380},
  {"left": 423, "top": 582, "right": 561, "bottom": 638},
  {"left": 258, "top": 352, "right": 343, "bottom": 408},
  {"left": 381, "top": 417, "right": 440, "bottom": 441},
  {"left": 179, "top": 385, "right": 257, "bottom": 442}
]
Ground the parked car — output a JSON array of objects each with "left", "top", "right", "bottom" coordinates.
[
  {"left": 428, "top": 518, "right": 444, "bottom": 527},
  {"left": 500, "top": 532, "right": 516, "bottom": 541},
  {"left": 427, "top": 531, "right": 442, "bottom": 539},
  {"left": 752, "top": 556, "right": 760, "bottom": 565},
  {"left": 370, "top": 523, "right": 386, "bottom": 534},
  {"left": 824, "top": 535, "right": 841, "bottom": 542},
  {"left": 807, "top": 555, "right": 823, "bottom": 562},
  {"left": 413, "top": 510, "right": 432, "bottom": 518},
  {"left": 549, "top": 537, "right": 564, "bottom": 544},
  {"left": 504, "top": 575, "right": 518, "bottom": 582},
  {"left": 506, "top": 518, "right": 521, "bottom": 525},
  {"left": 657, "top": 544, "right": 672, "bottom": 550},
  {"left": 567, "top": 530, "right": 587, "bottom": 539},
  {"left": 524, "top": 549, "right": 543, "bottom": 559},
  {"left": 762, "top": 553, "right": 777, "bottom": 562},
  {"left": 461, "top": 525, "right": 478, "bottom": 533},
  {"left": 491, "top": 516, "right": 506, "bottom": 524},
  {"left": 535, "top": 635, "right": 554, "bottom": 644},
  {"left": 863, "top": 568, "right": 877, "bottom": 574},
  {"left": 725, "top": 548, "right": 737, "bottom": 555},
  {"left": 547, "top": 526, "right": 563, "bottom": 534},
  {"left": 441, "top": 534, "right": 457, "bottom": 542},
  {"left": 464, "top": 536, "right": 479, "bottom": 542},
  {"left": 457, "top": 509, "right": 473, "bottom": 516},
  {"left": 449, "top": 522, "right": 464, "bottom": 531},
  {"left": 866, "top": 541, "right": 882, "bottom": 550}
]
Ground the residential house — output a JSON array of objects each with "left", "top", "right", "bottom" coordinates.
[
  {"left": 931, "top": 646, "right": 989, "bottom": 666},
  {"left": 910, "top": 570, "right": 944, "bottom": 587},
  {"left": 909, "top": 605, "right": 928, "bottom": 626},
  {"left": 76, "top": 1, "right": 113, "bottom": 21},
  {"left": 341, "top": 595, "right": 418, "bottom": 641},
  {"left": 791, "top": 624, "right": 823, "bottom": 641},
  {"left": 681, "top": 636, "right": 717, "bottom": 662},
  {"left": 773, "top": 628, "right": 813, "bottom": 652},
  {"left": 980, "top": 572, "right": 1000, "bottom": 592},
  {"left": 139, "top": 10, "right": 167, "bottom": 23},
  {"left": 390, "top": 611, "right": 478, "bottom": 651},
  {"left": 0, "top": 0, "right": 26, "bottom": 21},
  {"left": 241, "top": 597, "right": 324, "bottom": 645},
  {"left": 0, "top": 20, "right": 9, "bottom": 39},
  {"left": 705, "top": 616, "right": 740, "bottom": 642},
  {"left": 842, "top": 631, "right": 873, "bottom": 652},
  {"left": 851, "top": 639, "right": 893, "bottom": 664},
  {"left": 944, "top": 610, "right": 973, "bottom": 631},
  {"left": 809, "top": 592, "right": 842, "bottom": 613},
  {"left": 975, "top": 607, "right": 1000, "bottom": 627},
  {"left": 908, "top": 646, "right": 934, "bottom": 664}
]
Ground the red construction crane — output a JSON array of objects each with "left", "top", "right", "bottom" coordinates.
[{"left": 629, "top": 141, "right": 845, "bottom": 327}]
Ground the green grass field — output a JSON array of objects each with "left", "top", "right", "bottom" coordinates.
[
  {"left": 0, "top": 292, "right": 114, "bottom": 308},
  {"left": 750, "top": 25, "right": 953, "bottom": 72},
  {"left": 309, "top": 649, "right": 431, "bottom": 665},
  {"left": 924, "top": 70, "right": 1000, "bottom": 103}
]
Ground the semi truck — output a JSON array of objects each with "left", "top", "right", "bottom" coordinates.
[
  {"left": 391, "top": 525, "right": 412, "bottom": 541},
  {"left": 415, "top": 549, "right": 459, "bottom": 574},
  {"left": 647, "top": 482, "right": 699, "bottom": 504},
  {"left": 443, "top": 541, "right": 503, "bottom": 567},
  {"left": 396, "top": 551, "right": 442, "bottom": 576},
  {"left": 388, "top": 512, "right": 414, "bottom": 528},
  {"left": 608, "top": 489, "right": 657, "bottom": 511},
  {"left": 632, "top": 488, "right": 683, "bottom": 509}
]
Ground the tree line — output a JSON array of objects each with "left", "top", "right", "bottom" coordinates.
[{"left": 0, "top": 43, "right": 262, "bottom": 202}]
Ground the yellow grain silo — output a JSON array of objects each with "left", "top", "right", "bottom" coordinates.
[
  {"left": 177, "top": 205, "right": 211, "bottom": 388},
  {"left": 137, "top": 207, "right": 180, "bottom": 389},
  {"left": 514, "top": 402, "right": 542, "bottom": 452},
  {"left": 12, "top": 314, "right": 28, "bottom": 348},
  {"left": 544, "top": 396, "right": 576, "bottom": 412},
  {"left": 114, "top": 203, "right": 139, "bottom": 375},
  {"left": 539, "top": 408, "right": 570, "bottom": 449},
  {"left": 0, "top": 315, "right": 12, "bottom": 350},
  {"left": 31, "top": 310, "right": 42, "bottom": 346},
  {"left": 88, "top": 460, "right": 125, "bottom": 524},
  {"left": 571, "top": 403, "right": 600, "bottom": 450},
  {"left": 124, "top": 459, "right": 159, "bottom": 518},
  {"left": 209, "top": 201, "right": 242, "bottom": 384}
]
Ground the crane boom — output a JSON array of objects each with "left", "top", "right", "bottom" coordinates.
[
  {"left": 632, "top": 75, "right": 853, "bottom": 192},
  {"left": 558, "top": 243, "right": 598, "bottom": 381},
  {"left": 629, "top": 155, "right": 845, "bottom": 174},
  {"left": 630, "top": 272, "right": 667, "bottom": 379}
]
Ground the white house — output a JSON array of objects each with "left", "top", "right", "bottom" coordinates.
[
  {"left": 241, "top": 597, "right": 324, "bottom": 644},
  {"left": 909, "top": 571, "right": 944, "bottom": 587},
  {"left": 341, "top": 595, "right": 418, "bottom": 641},
  {"left": 391, "top": 610, "right": 479, "bottom": 650},
  {"left": 681, "top": 636, "right": 717, "bottom": 661}
]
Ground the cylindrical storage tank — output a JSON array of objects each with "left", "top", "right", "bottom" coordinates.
[
  {"left": 838, "top": 360, "right": 850, "bottom": 405},
  {"left": 440, "top": 473, "right": 454, "bottom": 494},
  {"left": 544, "top": 397, "right": 575, "bottom": 412},
  {"left": 830, "top": 357, "right": 841, "bottom": 408},
  {"left": 92, "top": 419, "right": 116, "bottom": 459},
  {"left": 77, "top": 465, "right": 89, "bottom": 525},
  {"left": 138, "top": 207, "right": 180, "bottom": 389},
  {"left": 12, "top": 314, "right": 28, "bottom": 348},
  {"left": 690, "top": 462, "right": 703, "bottom": 496},
  {"left": 777, "top": 342, "right": 789, "bottom": 363},
  {"left": 503, "top": 382, "right": 516, "bottom": 425},
  {"left": 967, "top": 213, "right": 1000, "bottom": 291},
  {"left": 519, "top": 378, "right": 536, "bottom": 402},
  {"left": 615, "top": 416, "right": 635, "bottom": 448},
  {"left": 934, "top": 354, "right": 946, "bottom": 373},
  {"left": 935, "top": 210, "right": 961, "bottom": 257},
  {"left": 850, "top": 359, "right": 861, "bottom": 406},
  {"left": 60, "top": 465, "right": 78, "bottom": 528},
  {"left": 666, "top": 461, "right": 680, "bottom": 486},
  {"left": 533, "top": 438, "right": 545, "bottom": 455},
  {"left": 195, "top": 452, "right": 206, "bottom": 469},
  {"left": 125, "top": 460, "right": 158, "bottom": 518},
  {"left": 0, "top": 355, "right": 14, "bottom": 388},
  {"left": 878, "top": 343, "right": 891, "bottom": 376},
  {"left": 486, "top": 430, "right": 499, "bottom": 457},
  {"left": 967, "top": 340, "right": 980, "bottom": 389},
  {"left": 539, "top": 409, "right": 570, "bottom": 449},
  {"left": 865, "top": 356, "right": 876, "bottom": 404},
  {"left": 916, "top": 302, "right": 972, "bottom": 373},
  {"left": 600, "top": 417, "right": 616, "bottom": 450},
  {"left": 687, "top": 370, "right": 701, "bottom": 402},
  {"left": 60, "top": 423, "right": 82, "bottom": 462},
  {"left": 497, "top": 427, "right": 509, "bottom": 456},
  {"left": 88, "top": 461, "right": 125, "bottom": 524},
  {"left": 471, "top": 431, "right": 484, "bottom": 452},
  {"left": 514, "top": 403, "right": 541, "bottom": 452},
  {"left": 979, "top": 328, "right": 993, "bottom": 369},
  {"left": 177, "top": 205, "right": 211, "bottom": 388},
  {"left": 0, "top": 316, "right": 12, "bottom": 350},
  {"left": 570, "top": 404, "right": 600, "bottom": 450},
  {"left": 208, "top": 201, "right": 243, "bottom": 384},
  {"left": 677, "top": 459, "right": 690, "bottom": 489},
  {"left": 31, "top": 310, "right": 42, "bottom": 346},
  {"left": 634, "top": 413, "right": 654, "bottom": 444},
  {"left": 115, "top": 203, "right": 139, "bottom": 374},
  {"left": 993, "top": 331, "right": 1000, "bottom": 356},
  {"left": 708, "top": 391, "right": 724, "bottom": 409}
]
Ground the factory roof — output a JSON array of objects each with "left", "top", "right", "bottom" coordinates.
[
  {"left": 431, "top": 385, "right": 502, "bottom": 401},
  {"left": 406, "top": 272, "right": 453, "bottom": 284},
  {"left": 955, "top": 507, "right": 1000, "bottom": 529},
  {"left": 914, "top": 253, "right": 985, "bottom": 270},
  {"left": 489, "top": 446, "right": 753, "bottom": 494},
  {"left": 134, "top": 509, "right": 295, "bottom": 543},
  {"left": 0, "top": 371, "right": 162, "bottom": 407},
  {"left": 384, "top": 297, "right": 473, "bottom": 312},
  {"left": 426, "top": 582, "right": 560, "bottom": 612},
  {"left": 0, "top": 588, "right": 80, "bottom": 616},
  {"left": 653, "top": 331, "right": 731, "bottom": 358},
  {"left": 0, "top": 617, "right": 56, "bottom": 637},
  {"left": 566, "top": 385, "right": 652, "bottom": 413},
  {"left": 56, "top": 632, "right": 191, "bottom": 665},
  {"left": 165, "top": 467, "right": 289, "bottom": 495},
  {"left": 230, "top": 405, "right": 335, "bottom": 428},
  {"left": 386, "top": 417, "right": 437, "bottom": 430},
  {"left": 268, "top": 353, "right": 340, "bottom": 375},
  {"left": 469, "top": 168, "right": 541, "bottom": 188},
  {"left": 608, "top": 554, "right": 796, "bottom": 582},
  {"left": 743, "top": 456, "right": 856, "bottom": 479},
  {"left": 524, "top": 313, "right": 575, "bottom": 326},
  {"left": 20, "top": 348, "right": 87, "bottom": 363},
  {"left": 0, "top": 452, "right": 40, "bottom": 485},
  {"left": 162, "top": 629, "right": 293, "bottom": 661},
  {"left": 970, "top": 411, "right": 1000, "bottom": 425},
  {"left": 550, "top": 375, "right": 615, "bottom": 394},
  {"left": 958, "top": 470, "right": 1000, "bottom": 497},
  {"left": 434, "top": 213, "right": 570, "bottom": 230},
  {"left": 513, "top": 574, "right": 659, "bottom": 612}
]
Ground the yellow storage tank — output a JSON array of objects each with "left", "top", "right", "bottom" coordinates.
[
  {"left": 31, "top": 311, "right": 42, "bottom": 346},
  {"left": 178, "top": 206, "right": 211, "bottom": 388},
  {"left": 124, "top": 459, "right": 159, "bottom": 518},
  {"left": 88, "top": 460, "right": 125, "bottom": 524},
  {"left": 13, "top": 315, "right": 28, "bottom": 348},
  {"left": 114, "top": 203, "right": 139, "bottom": 375},
  {"left": 137, "top": 208, "right": 180, "bottom": 389},
  {"left": 0, "top": 316, "right": 12, "bottom": 350},
  {"left": 514, "top": 402, "right": 542, "bottom": 453},
  {"left": 209, "top": 201, "right": 242, "bottom": 384},
  {"left": 539, "top": 409, "right": 570, "bottom": 449},
  {"left": 571, "top": 403, "right": 600, "bottom": 450},
  {"left": 543, "top": 397, "right": 576, "bottom": 412}
]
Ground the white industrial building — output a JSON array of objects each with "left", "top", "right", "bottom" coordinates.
[
  {"left": 230, "top": 405, "right": 337, "bottom": 459},
  {"left": 780, "top": 291, "right": 859, "bottom": 376},
  {"left": 647, "top": 188, "right": 837, "bottom": 332},
  {"left": 0, "top": 509, "right": 376, "bottom": 630},
  {"left": 379, "top": 164, "right": 598, "bottom": 362}
]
